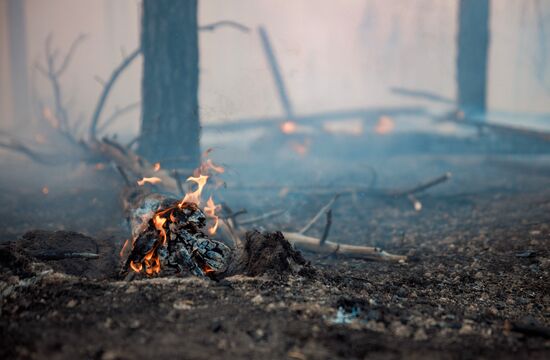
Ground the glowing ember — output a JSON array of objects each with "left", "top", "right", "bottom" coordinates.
[
  {"left": 374, "top": 116, "right": 395, "bottom": 135},
  {"left": 280, "top": 120, "right": 298, "bottom": 134},
  {"left": 137, "top": 177, "right": 163, "bottom": 186},
  {"left": 42, "top": 186, "right": 49, "bottom": 195},
  {"left": 153, "top": 162, "right": 161, "bottom": 171}
]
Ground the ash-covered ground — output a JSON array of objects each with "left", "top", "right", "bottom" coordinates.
[{"left": 0, "top": 152, "right": 549, "bottom": 359}]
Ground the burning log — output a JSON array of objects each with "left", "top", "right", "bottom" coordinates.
[{"left": 121, "top": 191, "right": 231, "bottom": 277}]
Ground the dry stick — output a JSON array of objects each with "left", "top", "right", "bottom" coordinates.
[
  {"left": 319, "top": 209, "right": 332, "bottom": 246},
  {"left": 299, "top": 194, "right": 340, "bottom": 234},
  {"left": 391, "top": 172, "right": 452, "bottom": 197},
  {"left": 89, "top": 48, "right": 141, "bottom": 140},
  {"left": 238, "top": 209, "right": 287, "bottom": 226},
  {"left": 283, "top": 232, "right": 406, "bottom": 262}
]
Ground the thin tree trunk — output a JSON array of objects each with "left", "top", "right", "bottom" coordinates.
[
  {"left": 456, "top": 0, "right": 490, "bottom": 114},
  {"left": 139, "top": 0, "right": 200, "bottom": 169},
  {"left": 7, "top": 0, "right": 30, "bottom": 127}
]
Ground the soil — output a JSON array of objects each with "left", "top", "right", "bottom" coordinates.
[{"left": 0, "top": 154, "right": 549, "bottom": 359}]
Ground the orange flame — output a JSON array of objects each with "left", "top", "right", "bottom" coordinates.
[
  {"left": 179, "top": 175, "right": 208, "bottom": 206},
  {"left": 280, "top": 120, "right": 298, "bottom": 134},
  {"left": 153, "top": 214, "right": 168, "bottom": 245},
  {"left": 137, "top": 177, "right": 163, "bottom": 186},
  {"left": 42, "top": 186, "right": 49, "bottom": 195},
  {"left": 204, "top": 196, "right": 221, "bottom": 235},
  {"left": 153, "top": 162, "right": 161, "bottom": 172},
  {"left": 119, "top": 239, "right": 129, "bottom": 258}
]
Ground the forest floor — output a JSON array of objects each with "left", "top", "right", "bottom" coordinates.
[{"left": 0, "top": 152, "right": 549, "bottom": 359}]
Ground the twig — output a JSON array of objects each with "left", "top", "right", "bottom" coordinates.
[
  {"left": 89, "top": 47, "right": 141, "bottom": 140},
  {"left": 116, "top": 165, "right": 131, "bottom": 186},
  {"left": 238, "top": 209, "right": 287, "bottom": 226},
  {"left": 199, "top": 20, "right": 250, "bottom": 33},
  {"left": 391, "top": 172, "right": 452, "bottom": 197},
  {"left": 319, "top": 209, "right": 332, "bottom": 246},
  {"left": 299, "top": 194, "right": 340, "bottom": 234},
  {"left": 31, "top": 251, "right": 99, "bottom": 260}
]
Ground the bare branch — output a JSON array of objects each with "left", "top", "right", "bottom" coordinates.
[
  {"left": 89, "top": 48, "right": 141, "bottom": 140},
  {"left": 56, "top": 33, "right": 88, "bottom": 76},
  {"left": 97, "top": 102, "right": 140, "bottom": 134},
  {"left": 238, "top": 209, "right": 287, "bottom": 226}
]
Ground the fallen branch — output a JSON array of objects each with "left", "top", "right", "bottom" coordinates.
[{"left": 283, "top": 232, "right": 406, "bottom": 262}]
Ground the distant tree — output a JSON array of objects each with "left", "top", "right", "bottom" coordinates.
[
  {"left": 139, "top": 0, "right": 200, "bottom": 169},
  {"left": 6, "top": 0, "right": 30, "bottom": 127},
  {"left": 456, "top": 0, "right": 490, "bottom": 115}
]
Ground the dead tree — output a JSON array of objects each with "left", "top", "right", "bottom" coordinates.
[{"left": 138, "top": 0, "right": 200, "bottom": 169}]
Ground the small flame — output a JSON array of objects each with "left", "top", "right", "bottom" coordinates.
[
  {"left": 153, "top": 162, "right": 161, "bottom": 172},
  {"left": 195, "top": 159, "right": 225, "bottom": 177},
  {"left": 153, "top": 214, "right": 168, "bottom": 245},
  {"left": 137, "top": 177, "right": 162, "bottom": 186},
  {"left": 374, "top": 116, "right": 395, "bottom": 135},
  {"left": 42, "top": 186, "right": 49, "bottom": 195},
  {"left": 280, "top": 120, "right": 298, "bottom": 134},
  {"left": 204, "top": 196, "right": 221, "bottom": 235},
  {"left": 179, "top": 175, "right": 208, "bottom": 206},
  {"left": 130, "top": 261, "right": 142, "bottom": 272},
  {"left": 119, "top": 239, "right": 129, "bottom": 258}
]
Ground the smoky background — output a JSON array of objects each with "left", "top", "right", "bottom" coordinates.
[{"left": 0, "top": 0, "right": 549, "bottom": 242}]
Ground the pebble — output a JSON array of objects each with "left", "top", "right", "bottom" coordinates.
[{"left": 414, "top": 328, "right": 428, "bottom": 341}]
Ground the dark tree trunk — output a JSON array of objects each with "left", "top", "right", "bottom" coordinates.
[
  {"left": 7, "top": 0, "right": 30, "bottom": 127},
  {"left": 139, "top": 0, "right": 200, "bottom": 169},
  {"left": 456, "top": 0, "right": 490, "bottom": 114}
]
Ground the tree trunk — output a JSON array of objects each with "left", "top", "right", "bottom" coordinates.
[
  {"left": 6, "top": 0, "right": 30, "bottom": 128},
  {"left": 139, "top": 0, "right": 200, "bottom": 169},
  {"left": 456, "top": 0, "right": 490, "bottom": 115}
]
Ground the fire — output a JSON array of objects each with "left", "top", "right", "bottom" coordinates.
[
  {"left": 153, "top": 162, "right": 161, "bottom": 172},
  {"left": 137, "top": 176, "right": 162, "bottom": 186},
  {"left": 127, "top": 152, "right": 225, "bottom": 275},
  {"left": 280, "top": 120, "right": 298, "bottom": 134},
  {"left": 42, "top": 186, "right": 49, "bottom": 195},
  {"left": 374, "top": 116, "right": 395, "bottom": 135},
  {"left": 119, "top": 239, "right": 129, "bottom": 258},
  {"left": 179, "top": 175, "right": 208, "bottom": 206},
  {"left": 153, "top": 214, "right": 168, "bottom": 245},
  {"left": 204, "top": 196, "right": 221, "bottom": 235}
]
